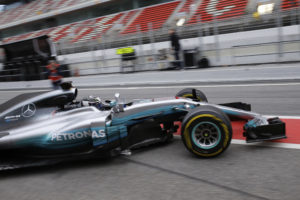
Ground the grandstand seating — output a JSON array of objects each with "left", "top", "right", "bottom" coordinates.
[
  {"left": 1, "top": 12, "right": 125, "bottom": 44},
  {"left": 120, "top": 10, "right": 139, "bottom": 25},
  {"left": 2, "top": 1, "right": 181, "bottom": 44},
  {"left": 281, "top": 0, "right": 300, "bottom": 10},
  {"left": 2, "top": 0, "right": 300, "bottom": 45},
  {"left": 90, "top": 13, "right": 125, "bottom": 41},
  {"left": 178, "top": 0, "right": 195, "bottom": 13},
  {"left": 0, "top": 0, "right": 91, "bottom": 25},
  {"left": 188, "top": 0, "right": 248, "bottom": 23},
  {"left": 52, "top": 25, "right": 73, "bottom": 42},
  {"left": 122, "top": 1, "right": 180, "bottom": 34}
]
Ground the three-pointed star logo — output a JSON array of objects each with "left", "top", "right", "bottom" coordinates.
[{"left": 21, "top": 103, "right": 36, "bottom": 118}]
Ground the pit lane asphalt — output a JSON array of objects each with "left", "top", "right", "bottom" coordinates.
[
  {"left": 1, "top": 63, "right": 300, "bottom": 90},
  {"left": 0, "top": 82, "right": 300, "bottom": 200}
]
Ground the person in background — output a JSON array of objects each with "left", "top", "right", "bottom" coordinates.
[
  {"left": 169, "top": 28, "right": 183, "bottom": 70},
  {"left": 46, "top": 60, "right": 63, "bottom": 89}
]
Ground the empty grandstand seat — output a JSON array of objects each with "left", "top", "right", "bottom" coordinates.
[
  {"left": 0, "top": 0, "right": 94, "bottom": 26},
  {"left": 281, "top": 0, "right": 300, "bottom": 10},
  {"left": 2, "top": 1, "right": 181, "bottom": 44},
  {"left": 1, "top": 0, "right": 256, "bottom": 45},
  {"left": 122, "top": 1, "right": 180, "bottom": 34},
  {"left": 179, "top": 0, "right": 195, "bottom": 13},
  {"left": 188, "top": 0, "right": 248, "bottom": 23},
  {"left": 38, "top": 13, "right": 126, "bottom": 43},
  {"left": 121, "top": 10, "right": 138, "bottom": 25}
]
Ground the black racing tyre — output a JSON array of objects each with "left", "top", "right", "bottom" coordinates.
[
  {"left": 181, "top": 105, "right": 232, "bottom": 158},
  {"left": 198, "top": 57, "right": 210, "bottom": 68},
  {"left": 176, "top": 88, "right": 208, "bottom": 102}
]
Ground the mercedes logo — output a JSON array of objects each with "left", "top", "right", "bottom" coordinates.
[{"left": 21, "top": 103, "right": 36, "bottom": 118}]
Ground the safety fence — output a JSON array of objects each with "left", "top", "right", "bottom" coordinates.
[
  {"left": 54, "top": 9, "right": 300, "bottom": 75},
  {"left": 56, "top": 8, "right": 300, "bottom": 54}
]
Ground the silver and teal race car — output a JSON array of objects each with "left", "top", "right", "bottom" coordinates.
[{"left": 0, "top": 82, "right": 286, "bottom": 170}]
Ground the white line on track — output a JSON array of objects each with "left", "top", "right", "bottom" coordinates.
[
  {"left": 0, "top": 89, "right": 48, "bottom": 93},
  {"left": 231, "top": 139, "right": 300, "bottom": 150},
  {"left": 195, "top": 64, "right": 300, "bottom": 72},
  {"left": 173, "top": 136, "right": 300, "bottom": 150},
  {"left": 69, "top": 64, "right": 300, "bottom": 77},
  {"left": 79, "top": 82, "right": 300, "bottom": 90},
  {"left": 1, "top": 81, "right": 300, "bottom": 93}
]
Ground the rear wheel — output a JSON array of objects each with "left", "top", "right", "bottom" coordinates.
[
  {"left": 181, "top": 106, "right": 232, "bottom": 157},
  {"left": 176, "top": 88, "right": 208, "bottom": 102}
]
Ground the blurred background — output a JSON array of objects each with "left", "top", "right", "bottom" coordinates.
[
  {"left": 0, "top": 0, "right": 299, "bottom": 80},
  {"left": 1, "top": 2, "right": 300, "bottom": 200}
]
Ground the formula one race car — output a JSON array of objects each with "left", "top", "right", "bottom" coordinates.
[{"left": 0, "top": 82, "right": 286, "bottom": 170}]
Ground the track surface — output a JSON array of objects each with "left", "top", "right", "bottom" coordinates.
[{"left": 0, "top": 82, "right": 300, "bottom": 200}]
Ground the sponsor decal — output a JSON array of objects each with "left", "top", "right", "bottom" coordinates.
[
  {"left": 22, "top": 103, "right": 36, "bottom": 118},
  {"left": 4, "top": 115, "right": 21, "bottom": 122},
  {"left": 51, "top": 129, "right": 106, "bottom": 142}
]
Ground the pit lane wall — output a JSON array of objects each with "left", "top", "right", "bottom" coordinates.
[{"left": 57, "top": 25, "right": 300, "bottom": 76}]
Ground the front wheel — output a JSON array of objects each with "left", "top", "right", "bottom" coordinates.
[{"left": 181, "top": 106, "right": 232, "bottom": 158}]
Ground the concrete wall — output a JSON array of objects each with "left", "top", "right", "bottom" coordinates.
[{"left": 57, "top": 24, "right": 300, "bottom": 75}]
